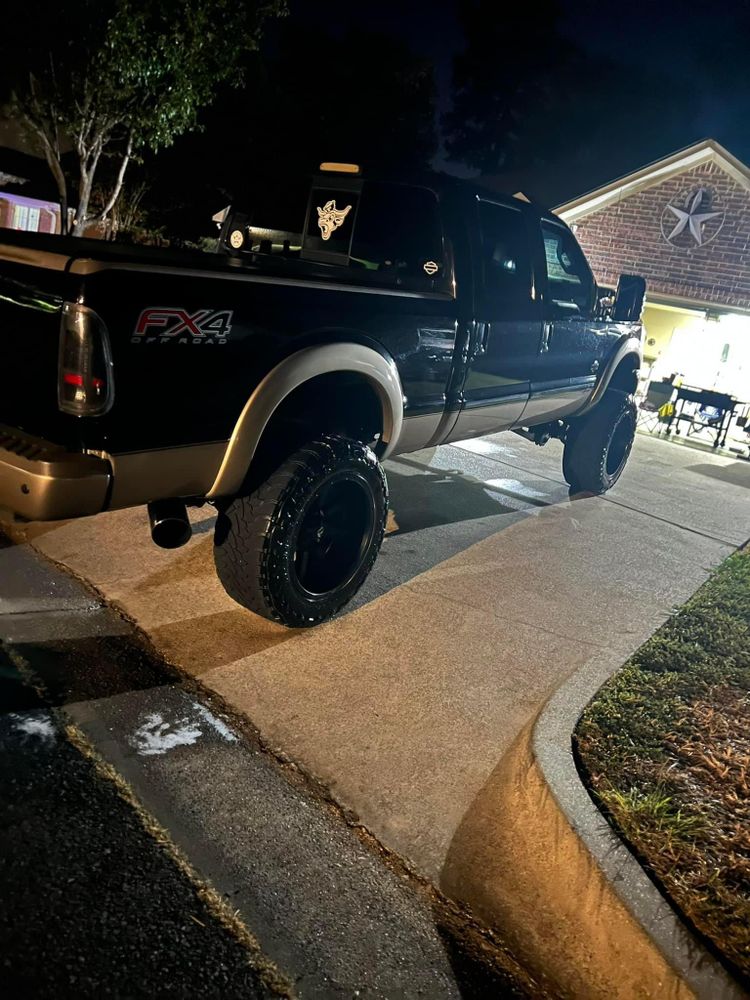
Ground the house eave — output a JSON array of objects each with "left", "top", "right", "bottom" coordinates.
[{"left": 555, "top": 139, "right": 750, "bottom": 223}]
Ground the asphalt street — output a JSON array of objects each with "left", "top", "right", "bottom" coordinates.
[
  {"left": 0, "top": 668, "right": 278, "bottom": 1000},
  {"left": 0, "top": 535, "right": 533, "bottom": 999}
]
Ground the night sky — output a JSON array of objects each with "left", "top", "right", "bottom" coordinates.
[
  {"left": 291, "top": 0, "right": 750, "bottom": 203},
  {"left": 5, "top": 0, "right": 750, "bottom": 225}
]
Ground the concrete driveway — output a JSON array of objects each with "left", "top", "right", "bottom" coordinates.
[{"left": 12, "top": 432, "right": 750, "bottom": 892}]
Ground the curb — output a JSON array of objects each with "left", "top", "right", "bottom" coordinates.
[{"left": 532, "top": 646, "right": 747, "bottom": 1000}]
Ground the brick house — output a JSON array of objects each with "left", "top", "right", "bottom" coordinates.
[{"left": 556, "top": 139, "right": 750, "bottom": 402}]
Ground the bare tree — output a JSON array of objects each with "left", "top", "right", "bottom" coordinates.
[{"left": 6, "top": 0, "right": 286, "bottom": 235}]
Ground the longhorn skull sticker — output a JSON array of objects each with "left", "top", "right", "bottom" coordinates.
[{"left": 316, "top": 200, "right": 352, "bottom": 240}]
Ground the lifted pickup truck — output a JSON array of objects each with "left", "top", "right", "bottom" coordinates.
[{"left": 0, "top": 163, "right": 644, "bottom": 626}]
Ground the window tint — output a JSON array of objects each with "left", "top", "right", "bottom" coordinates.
[
  {"left": 478, "top": 201, "right": 533, "bottom": 306},
  {"left": 350, "top": 182, "right": 443, "bottom": 283},
  {"left": 541, "top": 221, "right": 594, "bottom": 315}
]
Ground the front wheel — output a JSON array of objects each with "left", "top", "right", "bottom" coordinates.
[
  {"left": 214, "top": 435, "right": 388, "bottom": 627},
  {"left": 563, "top": 390, "right": 637, "bottom": 494}
]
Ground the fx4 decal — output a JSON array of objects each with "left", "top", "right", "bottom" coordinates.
[{"left": 133, "top": 308, "right": 233, "bottom": 344}]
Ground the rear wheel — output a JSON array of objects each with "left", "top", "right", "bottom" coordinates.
[
  {"left": 563, "top": 390, "right": 637, "bottom": 494},
  {"left": 214, "top": 435, "right": 388, "bottom": 627}
]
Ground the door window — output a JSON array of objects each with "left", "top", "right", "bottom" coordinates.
[
  {"left": 478, "top": 200, "right": 533, "bottom": 310},
  {"left": 541, "top": 221, "right": 595, "bottom": 317}
]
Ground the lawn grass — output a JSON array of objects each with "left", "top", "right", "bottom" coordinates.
[{"left": 575, "top": 548, "right": 750, "bottom": 983}]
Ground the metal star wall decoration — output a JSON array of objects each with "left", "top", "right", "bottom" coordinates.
[{"left": 666, "top": 187, "right": 722, "bottom": 246}]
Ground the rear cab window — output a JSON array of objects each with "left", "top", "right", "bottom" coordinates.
[
  {"left": 350, "top": 182, "right": 445, "bottom": 289},
  {"left": 224, "top": 177, "right": 447, "bottom": 292}
]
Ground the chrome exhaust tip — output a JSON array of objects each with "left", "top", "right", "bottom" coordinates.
[{"left": 148, "top": 499, "right": 192, "bottom": 549}]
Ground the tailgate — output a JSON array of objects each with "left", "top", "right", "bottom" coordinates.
[{"left": 0, "top": 253, "right": 71, "bottom": 440}]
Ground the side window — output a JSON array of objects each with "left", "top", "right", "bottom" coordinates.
[
  {"left": 541, "top": 221, "right": 594, "bottom": 316},
  {"left": 350, "top": 182, "right": 444, "bottom": 286},
  {"left": 478, "top": 200, "right": 533, "bottom": 308}
]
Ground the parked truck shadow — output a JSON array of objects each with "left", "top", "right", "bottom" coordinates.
[
  {"left": 347, "top": 452, "right": 575, "bottom": 614},
  {"left": 1, "top": 443, "right": 580, "bottom": 684},
  {"left": 687, "top": 461, "right": 750, "bottom": 488},
  {"left": 385, "top": 454, "right": 559, "bottom": 536}
]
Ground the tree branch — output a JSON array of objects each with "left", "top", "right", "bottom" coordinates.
[
  {"left": 22, "top": 110, "right": 69, "bottom": 234},
  {"left": 93, "top": 133, "right": 133, "bottom": 222}
]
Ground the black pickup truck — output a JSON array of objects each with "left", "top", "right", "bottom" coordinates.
[{"left": 0, "top": 163, "right": 645, "bottom": 626}]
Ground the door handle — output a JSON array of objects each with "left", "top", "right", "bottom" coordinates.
[
  {"left": 541, "top": 321, "right": 553, "bottom": 353},
  {"left": 478, "top": 322, "right": 489, "bottom": 355},
  {"left": 469, "top": 321, "right": 489, "bottom": 361}
]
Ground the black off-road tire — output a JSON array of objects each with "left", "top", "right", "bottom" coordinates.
[
  {"left": 563, "top": 390, "right": 637, "bottom": 494},
  {"left": 213, "top": 435, "right": 388, "bottom": 628}
]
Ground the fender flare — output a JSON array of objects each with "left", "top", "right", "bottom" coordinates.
[
  {"left": 207, "top": 343, "right": 404, "bottom": 498},
  {"left": 576, "top": 336, "right": 642, "bottom": 417}
]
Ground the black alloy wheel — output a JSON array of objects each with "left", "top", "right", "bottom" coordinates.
[{"left": 293, "top": 474, "right": 376, "bottom": 597}]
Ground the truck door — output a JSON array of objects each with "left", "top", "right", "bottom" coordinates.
[
  {"left": 444, "top": 198, "right": 541, "bottom": 442},
  {"left": 521, "top": 218, "right": 608, "bottom": 425}
]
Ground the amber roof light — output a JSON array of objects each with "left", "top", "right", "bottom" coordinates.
[{"left": 319, "top": 162, "right": 361, "bottom": 175}]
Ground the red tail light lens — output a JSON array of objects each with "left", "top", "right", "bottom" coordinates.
[{"left": 58, "top": 302, "right": 114, "bottom": 416}]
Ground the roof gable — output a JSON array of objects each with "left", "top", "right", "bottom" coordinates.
[{"left": 556, "top": 140, "right": 750, "bottom": 223}]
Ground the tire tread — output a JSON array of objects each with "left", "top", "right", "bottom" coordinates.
[
  {"left": 563, "top": 390, "right": 636, "bottom": 493},
  {"left": 214, "top": 435, "right": 387, "bottom": 627}
]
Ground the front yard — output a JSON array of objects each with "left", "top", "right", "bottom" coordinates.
[{"left": 575, "top": 547, "right": 750, "bottom": 983}]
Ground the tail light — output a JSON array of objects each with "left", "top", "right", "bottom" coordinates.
[{"left": 58, "top": 302, "right": 114, "bottom": 416}]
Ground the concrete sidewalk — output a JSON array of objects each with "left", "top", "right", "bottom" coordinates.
[{"left": 6, "top": 432, "right": 750, "bottom": 994}]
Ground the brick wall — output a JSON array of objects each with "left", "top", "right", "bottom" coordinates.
[{"left": 571, "top": 161, "right": 750, "bottom": 310}]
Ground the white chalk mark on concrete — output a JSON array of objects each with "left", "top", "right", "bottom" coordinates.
[
  {"left": 130, "top": 712, "right": 202, "bottom": 756},
  {"left": 194, "top": 704, "right": 238, "bottom": 743}
]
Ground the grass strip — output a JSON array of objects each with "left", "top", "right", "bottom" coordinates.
[{"left": 575, "top": 548, "right": 750, "bottom": 982}]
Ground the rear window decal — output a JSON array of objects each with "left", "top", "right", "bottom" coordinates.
[{"left": 316, "top": 200, "right": 352, "bottom": 240}]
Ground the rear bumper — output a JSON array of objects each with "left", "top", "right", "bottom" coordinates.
[{"left": 0, "top": 425, "right": 110, "bottom": 521}]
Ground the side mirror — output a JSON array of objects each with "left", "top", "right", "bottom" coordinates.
[{"left": 613, "top": 274, "right": 646, "bottom": 322}]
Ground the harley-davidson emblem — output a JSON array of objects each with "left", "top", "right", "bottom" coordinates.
[{"left": 316, "top": 200, "right": 352, "bottom": 241}]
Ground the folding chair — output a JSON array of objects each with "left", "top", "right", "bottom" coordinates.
[
  {"left": 638, "top": 380, "right": 674, "bottom": 433},
  {"left": 685, "top": 404, "right": 723, "bottom": 441}
]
